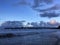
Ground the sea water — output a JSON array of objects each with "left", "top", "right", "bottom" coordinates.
[{"left": 0, "top": 29, "right": 60, "bottom": 45}]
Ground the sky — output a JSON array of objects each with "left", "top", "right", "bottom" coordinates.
[{"left": 0, "top": 0, "right": 60, "bottom": 24}]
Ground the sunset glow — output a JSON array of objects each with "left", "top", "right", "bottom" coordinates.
[{"left": 50, "top": 19, "right": 56, "bottom": 24}]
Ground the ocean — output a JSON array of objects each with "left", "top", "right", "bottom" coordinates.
[{"left": 0, "top": 29, "right": 60, "bottom": 45}]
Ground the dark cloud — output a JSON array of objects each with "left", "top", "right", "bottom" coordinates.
[
  {"left": 48, "top": 4, "right": 60, "bottom": 10},
  {"left": 31, "top": 0, "right": 60, "bottom": 18},
  {"left": 43, "top": 4, "right": 60, "bottom": 11},
  {"left": 32, "top": 3, "right": 60, "bottom": 18},
  {"left": 1, "top": 21, "right": 24, "bottom": 28},
  {"left": 40, "top": 12, "right": 60, "bottom": 18},
  {"left": 32, "top": 0, "right": 40, "bottom": 8},
  {"left": 32, "top": 0, "right": 53, "bottom": 8},
  {"left": 42, "top": 0, "right": 53, "bottom": 4},
  {"left": 33, "top": 4, "right": 60, "bottom": 12},
  {"left": 14, "top": 0, "right": 53, "bottom": 8}
]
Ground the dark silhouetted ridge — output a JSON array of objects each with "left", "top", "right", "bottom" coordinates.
[{"left": 4, "top": 26, "right": 60, "bottom": 29}]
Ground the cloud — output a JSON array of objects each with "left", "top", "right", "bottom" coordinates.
[
  {"left": 1, "top": 21, "right": 24, "bottom": 28},
  {"left": 0, "top": 21, "right": 60, "bottom": 28},
  {"left": 47, "top": 22, "right": 60, "bottom": 27},
  {"left": 33, "top": 4, "right": 60, "bottom": 12},
  {"left": 32, "top": 2, "right": 60, "bottom": 18},
  {"left": 42, "top": 0, "right": 53, "bottom": 4},
  {"left": 30, "top": 21, "right": 60, "bottom": 27},
  {"left": 48, "top": 4, "right": 60, "bottom": 10},
  {"left": 42, "top": 4, "right": 60, "bottom": 11},
  {"left": 13, "top": 0, "right": 31, "bottom": 6},
  {"left": 39, "top": 21, "right": 60, "bottom": 27},
  {"left": 31, "top": 22, "right": 39, "bottom": 27},
  {"left": 32, "top": 0, "right": 53, "bottom": 8},
  {"left": 19, "top": 0, "right": 30, "bottom": 5},
  {"left": 32, "top": 0, "right": 40, "bottom": 8},
  {"left": 39, "top": 21, "right": 47, "bottom": 27},
  {"left": 40, "top": 12, "right": 60, "bottom": 18}
]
